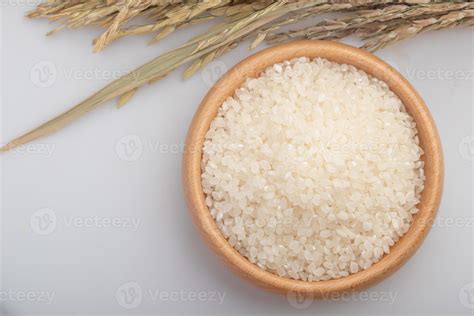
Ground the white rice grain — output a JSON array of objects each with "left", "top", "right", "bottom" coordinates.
[{"left": 201, "top": 57, "right": 425, "bottom": 281}]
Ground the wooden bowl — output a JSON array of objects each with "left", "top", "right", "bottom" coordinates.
[{"left": 182, "top": 40, "right": 443, "bottom": 297}]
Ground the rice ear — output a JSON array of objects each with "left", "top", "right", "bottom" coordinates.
[{"left": 1, "top": 1, "right": 471, "bottom": 152}]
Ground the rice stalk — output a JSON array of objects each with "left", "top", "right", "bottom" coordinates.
[
  {"left": 93, "top": 0, "right": 230, "bottom": 51},
  {"left": 0, "top": 0, "right": 289, "bottom": 152},
  {"left": 361, "top": 9, "right": 474, "bottom": 51},
  {"left": 1, "top": 1, "right": 472, "bottom": 152},
  {"left": 266, "top": 2, "right": 474, "bottom": 44}
]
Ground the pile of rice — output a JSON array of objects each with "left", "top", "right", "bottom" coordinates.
[{"left": 201, "top": 57, "right": 425, "bottom": 281}]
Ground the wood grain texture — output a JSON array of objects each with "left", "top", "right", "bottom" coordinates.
[{"left": 182, "top": 40, "right": 444, "bottom": 297}]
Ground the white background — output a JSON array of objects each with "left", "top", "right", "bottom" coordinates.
[{"left": 1, "top": 3, "right": 473, "bottom": 316}]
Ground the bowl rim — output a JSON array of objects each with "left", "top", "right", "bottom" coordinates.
[{"left": 182, "top": 40, "right": 444, "bottom": 297}]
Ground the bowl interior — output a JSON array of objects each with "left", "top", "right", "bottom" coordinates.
[{"left": 183, "top": 40, "right": 443, "bottom": 296}]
